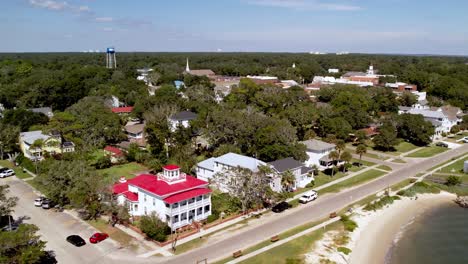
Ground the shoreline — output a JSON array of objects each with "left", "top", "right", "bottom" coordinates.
[{"left": 348, "top": 192, "right": 457, "bottom": 264}]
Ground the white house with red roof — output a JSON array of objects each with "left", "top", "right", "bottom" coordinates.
[
  {"left": 104, "top": 146, "right": 125, "bottom": 163},
  {"left": 113, "top": 165, "right": 212, "bottom": 230}
]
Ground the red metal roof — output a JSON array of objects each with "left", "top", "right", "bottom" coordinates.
[
  {"left": 104, "top": 146, "right": 124, "bottom": 157},
  {"left": 112, "top": 173, "right": 209, "bottom": 197},
  {"left": 163, "top": 164, "right": 180, "bottom": 170},
  {"left": 121, "top": 191, "right": 139, "bottom": 202},
  {"left": 164, "top": 188, "right": 211, "bottom": 204},
  {"left": 112, "top": 107, "right": 134, "bottom": 113}
]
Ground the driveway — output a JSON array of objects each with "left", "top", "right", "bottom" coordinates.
[{"left": 2, "top": 177, "right": 156, "bottom": 264}]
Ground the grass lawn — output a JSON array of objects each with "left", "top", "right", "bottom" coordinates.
[
  {"left": 87, "top": 219, "right": 134, "bottom": 246},
  {"left": 318, "top": 169, "right": 386, "bottom": 195},
  {"left": 438, "top": 159, "right": 468, "bottom": 175},
  {"left": 350, "top": 158, "right": 375, "bottom": 167},
  {"left": 445, "top": 132, "right": 468, "bottom": 142},
  {"left": 377, "top": 165, "right": 392, "bottom": 171},
  {"left": 406, "top": 146, "right": 448, "bottom": 158},
  {"left": 430, "top": 173, "right": 468, "bottom": 183},
  {"left": 235, "top": 221, "right": 344, "bottom": 264},
  {"left": 97, "top": 162, "right": 148, "bottom": 183},
  {"left": 394, "top": 142, "right": 419, "bottom": 153},
  {"left": 0, "top": 160, "right": 32, "bottom": 179},
  {"left": 391, "top": 158, "right": 406, "bottom": 163},
  {"left": 390, "top": 179, "right": 413, "bottom": 192}
]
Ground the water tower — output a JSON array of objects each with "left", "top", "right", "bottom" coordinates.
[{"left": 106, "top": 47, "right": 117, "bottom": 69}]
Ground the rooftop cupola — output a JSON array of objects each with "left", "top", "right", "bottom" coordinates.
[{"left": 158, "top": 164, "right": 186, "bottom": 184}]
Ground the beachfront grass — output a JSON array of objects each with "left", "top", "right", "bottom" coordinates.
[
  {"left": 0, "top": 160, "right": 33, "bottom": 179},
  {"left": 396, "top": 181, "right": 440, "bottom": 197},
  {"left": 319, "top": 170, "right": 386, "bottom": 195},
  {"left": 390, "top": 179, "right": 413, "bottom": 192},
  {"left": 394, "top": 142, "right": 419, "bottom": 153},
  {"left": 406, "top": 146, "right": 448, "bottom": 158},
  {"left": 97, "top": 162, "right": 148, "bottom": 183},
  {"left": 350, "top": 158, "right": 375, "bottom": 167}
]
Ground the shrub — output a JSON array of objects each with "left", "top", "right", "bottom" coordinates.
[
  {"left": 207, "top": 213, "right": 219, "bottom": 223},
  {"left": 16, "top": 154, "right": 36, "bottom": 172},
  {"left": 139, "top": 213, "right": 171, "bottom": 242},
  {"left": 337, "top": 247, "right": 352, "bottom": 255},
  {"left": 305, "top": 181, "right": 315, "bottom": 188},
  {"left": 285, "top": 258, "right": 305, "bottom": 264},
  {"left": 94, "top": 156, "right": 112, "bottom": 169},
  {"left": 364, "top": 196, "right": 398, "bottom": 211},
  {"left": 398, "top": 181, "right": 440, "bottom": 197},
  {"left": 446, "top": 176, "right": 462, "bottom": 186},
  {"left": 340, "top": 215, "right": 358, "bottom": 232}
]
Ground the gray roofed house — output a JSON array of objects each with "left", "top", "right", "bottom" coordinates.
[
  {"left": 29, "top": 107, "right": 53, "bottom": 118},
  {"left": 170, "top": 111, "right": 198, "bottom": 121},
  {"left": 214, "top": 153, "right": 266, "bottom": 172},
  {"left": 197, "top": 157, "right": 216, "bottom": 171},
  {"left": 267, "top": 157, "right": 314, "bottom": 192},
  {"left": 268, "top": 157, "right": 304, "bottom": 173},
  {"left": 19, "top": 131, "right": 50, "bottom": 145},
  {"left": 301, "top": 139, "right": 336, "bottom": 152}
]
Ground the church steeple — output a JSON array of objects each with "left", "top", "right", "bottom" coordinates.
[{"left": 185, "top": 58, "right": 190, "bottom": 72}]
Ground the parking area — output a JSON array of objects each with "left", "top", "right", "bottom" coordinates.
[
  {"left": 2, "top": 177, "right": 128, "bottom": 264},
  {"left": 441, "top": 141, "right": 463, "bottom": 149}
]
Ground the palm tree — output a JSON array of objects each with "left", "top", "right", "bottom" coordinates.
[
  {"left": 340, "top": 151, "right": 352, "bottom": 172},
  {"left": 328, "top": 150, "right": 340, "bottom": 177},
  {"left": 336, "top": 140, "right": 346, "bottom": 155},
  {"left": 355, "top": 144, "right": 367, "bottom": 166},
  {"left": 281, "top": 171, "right": 296, "bottom": 192}
]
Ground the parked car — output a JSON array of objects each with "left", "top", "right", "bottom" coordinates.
[
  {"left": 272, "top": 201, "right": 291, "bottom": 213},
  {"left": 41, "top": 199, "right": 54, "bottom": 209},
  {"left": 456, "top": 137, "right": 468, "bottom": 143},
  {"left": 0, "top": 169, "right": 15, "bottom": 178},
  {"left": 1, "top": 223, "right": 19, "bottom": 232},
  {"left": 89, "top": 232, "right": 109, "bottom": 244},
  {"left": 34, "top": 197, "right": 46, "bottom": 207},
  {"left": 435, "top": 142, "right": 449, "bottom": 148},
  {"left": 66, "top": 235, "right": 86, "bottom": 247},
  {"left": 299, "top": 190, "right": 318, "bottom": 204}
]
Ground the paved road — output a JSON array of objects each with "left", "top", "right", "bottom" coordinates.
[
  {"left": 1, "top": 177, "right": 150, "bottom": 264},
  {"left": 163, "top": 144, "right": 468, "bottom": 264}
]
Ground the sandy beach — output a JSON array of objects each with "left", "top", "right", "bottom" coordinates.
[{"left": 349, "top": 192, "right": 457, "bottom": 264}]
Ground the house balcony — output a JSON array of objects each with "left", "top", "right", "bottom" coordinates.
[{"left": 165, "top": 199, "right": 210, "bottom": 216}]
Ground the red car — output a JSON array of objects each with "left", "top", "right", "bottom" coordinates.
[{"left": 89, "top": 233, "right": 109, "bottom": 244}]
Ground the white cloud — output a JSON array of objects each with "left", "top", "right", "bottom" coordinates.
[
  {"left": 246, "top": 0, "right": 361, "bottom": 11},
  {"left": 29, "top": 0, "right": 91, "bottom": 13},
  {"left": 102, "top": 27, "right": 113, "bottom": 32},
  {"left": 95, "top": 17, "right": 113, "bottom": 22}
]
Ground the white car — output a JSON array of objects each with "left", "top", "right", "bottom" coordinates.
[
  {"left": 34, "top": 197, "right": 45, "bottom": 207},
  {"left": 0, "top": 169, "right": 15, "bottom": 178},
  {"left": 457, "top": 136, "right": 468, "bottom": 143},
  {"left": 299, "top": 190, "right": 318, "bottom": 204}
]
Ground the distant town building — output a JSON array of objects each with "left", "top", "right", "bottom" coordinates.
[
  {"left": 385, "top": 82, "right": 417, "bottom": 92},
  {"left": 113, "top": 165, "right": 212, "bottom": 230},
  {"left": 104, "top": 146, "right": 125, "bottom": 164},
  {"left": 112, "top": 106, "right": 134, "bottom": 114},
  {"left": 184, "top": 58, "right": 216, "bottom": 78},
  {"left": 246, "top": 75, "right": 279, "bottom": 85},
  {"left": 328, "top": 69, "right": 340, "bottom": 73}
]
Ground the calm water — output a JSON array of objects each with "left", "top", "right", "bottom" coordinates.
[{"left": 387, "top": 203, "right": 468, "bottom": 264}]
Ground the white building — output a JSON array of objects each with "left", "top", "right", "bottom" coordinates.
[
  {"left": 267, "top": 157, "right": 313, "bottom": 192},
  {"left": 312, "top": 76, "right": 374, "bottom": 87},
  {"left": 300, "top": 139, "right": 337, "bottom": 170},
  {"left": 328, "top": 69, "right": 340, "bottom": 73},
  {"left": 196, "top": 152, "right": 266, "bottom": 182},
  {"left": 113, "top": 165, "right": 211, "bottom": 230},
  {"left": 398, "top": 106, "right": 463, "bottom": 138},
  {"left": 29, "top": 107, "right": 54, "bottom": 119},
  {"left": 168, "top": 111, "right": 198, "bottom": 132}
]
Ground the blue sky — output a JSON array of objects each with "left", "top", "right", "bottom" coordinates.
[{"left": 2, "top": 0, "right": 468, "bottom": 55}]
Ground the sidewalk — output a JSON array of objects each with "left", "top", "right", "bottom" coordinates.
[{"left": 291, "top": 164, "right": 381, "bottom": 200}]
